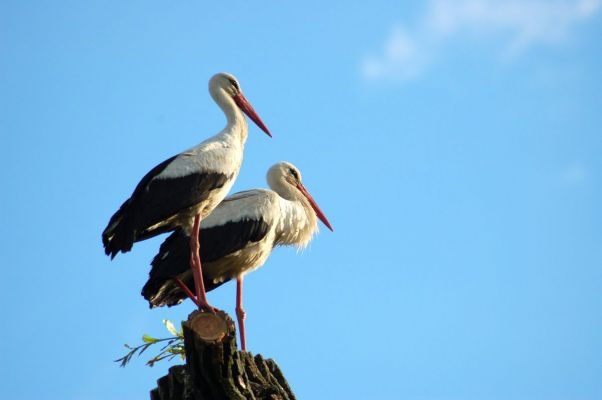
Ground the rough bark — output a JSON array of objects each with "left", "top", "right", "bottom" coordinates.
[{"left": 150, "top": 310, "right": 296, "bottom": 400}]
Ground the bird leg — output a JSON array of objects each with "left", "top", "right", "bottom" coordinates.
[
  {"left": 189, "top": 213, "right": 215, "bottom": 313},
  {"left": 236, "top": 276, "right": 247, "bottom": 351},
  {"left": 173, "top": 277, "right": 199, "bottom": 307}
]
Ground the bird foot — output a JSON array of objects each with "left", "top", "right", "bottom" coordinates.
[{"left": 197, "top": 299, "right": 218, "bottom": 314}]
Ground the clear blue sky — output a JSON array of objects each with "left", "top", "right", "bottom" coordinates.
[{"left": 1, "top": 1, "right": 601, "bottom": 399}]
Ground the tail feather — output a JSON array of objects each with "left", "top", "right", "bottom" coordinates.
[
  {"left": 142, "top": 276, "right": 189, "bottom": 308},
  {"left": 142, "top": 274, "right": 228, "bottom": 308},
  {"left": 142, "top": 229, "right": 227, "bottom": 308},
  {"left": 102, "top": 199, "right": 136, "bottom": 258},
  {"left": 142, "top": 229, "right": 191, "bottom": 307},
  {"left": 102, "top": 198, "right": 175, "bottom": 259}
]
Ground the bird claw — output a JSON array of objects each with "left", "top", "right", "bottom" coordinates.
[{"left": 198, "top": 300, "right": 219, "bottom": 314}]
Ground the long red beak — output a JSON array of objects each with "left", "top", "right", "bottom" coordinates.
[
  {"left": 233, "top": 93, "right": 272, "bottom": 137},
  {"left": 296, "top": 183, "right": 334, "bottom": 232}
]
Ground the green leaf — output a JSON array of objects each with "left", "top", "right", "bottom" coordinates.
[
  {"left": 142, "top": 334, "right": 159, "bottom": 343},
  {"left": 117, "top": 319, "right": 187, "bottom": 369}
]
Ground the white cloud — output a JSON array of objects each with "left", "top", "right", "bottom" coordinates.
[
  {"left": 362, "top": 27, "right": 424, "bottom": 82},
  {"left": 362, "top": 0, "right": 601, "bottom": 81}
]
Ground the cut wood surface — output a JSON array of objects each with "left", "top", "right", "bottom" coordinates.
[{"left": 151, "top": 310, "right": 296, "bottom": 400}]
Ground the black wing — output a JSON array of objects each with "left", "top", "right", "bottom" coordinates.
[
  {"left": 142, "top": 218, "right": 269, "bottom": 308},
  {"left": 102, "top": 154, "right": 230, "bottom": 258}
]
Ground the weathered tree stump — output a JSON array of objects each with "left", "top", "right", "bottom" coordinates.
[{"left": 150, "top": 310, "right": 296, "bottom": 400}]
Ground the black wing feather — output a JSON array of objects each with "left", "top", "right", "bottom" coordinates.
[
  {"left": 102, "top": 156, "right": 176, "bottom": 254},
  {"left": 142, "top": 218, "right": 269, "bottom": 308},
  {"left": 102, "top": 154, "right": 230, "bottom": 257},
  {"left": 131, "top": 171, "right": 230, "bottom": 232}
]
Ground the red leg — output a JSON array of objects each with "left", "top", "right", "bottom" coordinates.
[
  {"left": 189, "top": 215, "right": 202, "bottom": 302},
  {"left": 174, "top": 277, "right": 199, "bottom": 307},
  {"left": 189, "top": 213, "right": 215, "bottom": 312},
  {"left": 236, "top": 276, "right": 247, "bottom": 351}
]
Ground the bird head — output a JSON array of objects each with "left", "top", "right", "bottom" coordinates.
[
  {"left": 209, "top": 72, "right": 272, "bottom": 137},
  {"left": 268, "top": 162, "right": 334, "bottom": 232}
]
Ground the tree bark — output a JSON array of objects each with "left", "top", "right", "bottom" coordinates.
[{"left": 150, "top": 310, "right": 296, "bottom": 400}]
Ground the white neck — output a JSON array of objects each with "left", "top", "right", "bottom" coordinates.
[
  {"left": 210, "top": 87, "right": 249, "bottom": 146},
  {"left": 270, "top": 180, "right": 318, "bottom": 247}
]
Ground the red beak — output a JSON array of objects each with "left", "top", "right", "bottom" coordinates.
[
  {"left": 233, "top": 93, "right": 272, "bottom": 137},
  {"left": 296, "top": 183, "right": 334, "bottom": 232}
]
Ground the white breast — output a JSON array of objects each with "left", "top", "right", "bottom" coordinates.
[{"left": 275, "top": 197, "right": 318, "bottom": 248}]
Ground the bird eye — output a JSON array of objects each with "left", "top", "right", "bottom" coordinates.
[
  {"left": 229, "top": 79, "right": 239, "bottom": 90},
  {"left": 289, "top": 168, "right": 299, "bottom": 180}
]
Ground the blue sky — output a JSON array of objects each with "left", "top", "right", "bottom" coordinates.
[{"left": 1, "top": 1, "right": 601, "bottom": 399}]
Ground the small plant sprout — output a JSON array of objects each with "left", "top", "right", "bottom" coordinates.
[{"left": 115, "top": 319, "right": 185, "bottom": 367}]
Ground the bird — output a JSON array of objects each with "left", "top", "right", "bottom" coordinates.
[
  {"left": 102, "top": 72, "right": 271, "bottom": 312},
  {"left": 141, "top": 161, "right": 334, "bottom": 350}
]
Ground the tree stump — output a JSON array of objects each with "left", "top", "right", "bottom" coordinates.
[{"left": 150, "top": 310, "right": 296, "bottom": 400}]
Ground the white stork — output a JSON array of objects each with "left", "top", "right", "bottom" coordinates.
[
  {"left": 142, "top": 161, "right": 333, "bottom": 350},
  {"left": 102, "top": 72, "right": 271, "bottom": 312}
]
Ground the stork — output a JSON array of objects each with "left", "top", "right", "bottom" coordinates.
[
  {"left": 142, "top": 162, "right": 333, "bottom": 350},
  {"left": 102, "top": 72, "right": 271, "bottom": 312}
]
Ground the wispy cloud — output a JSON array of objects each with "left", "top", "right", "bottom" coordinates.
[{"left": 362, "top": 0, "right": 601, "bottom": 81}]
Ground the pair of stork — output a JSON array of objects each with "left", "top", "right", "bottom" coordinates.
[{"left": 102, "top": 73, "right": 333, "bottom": 350}]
